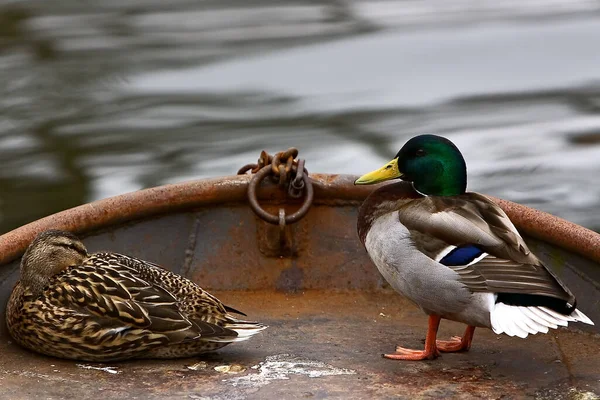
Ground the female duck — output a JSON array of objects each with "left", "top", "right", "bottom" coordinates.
[
  {"left": 6, "top": 230, "right": 266, "bottom": 362},
  {"left": 355, "top": 134, "right": 593, "bottom": 360}
]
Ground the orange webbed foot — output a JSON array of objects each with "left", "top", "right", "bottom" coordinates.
[
  {"left": 436, "top": 326, "right": 475, "bottom": 353},
  {"left": 383, "top": 345, "right": 440, "bottom": 360}
]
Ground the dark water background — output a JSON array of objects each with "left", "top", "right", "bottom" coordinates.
[{"left": 1, "top": 1, "right": 600, "bottom": 234}]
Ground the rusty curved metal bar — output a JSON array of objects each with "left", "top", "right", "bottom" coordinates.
[
  {"left": 0, "top": 174, "right": 598, "bottom": 267},
  {"left": 246, "top": 165, "right": 314, "bottom": 224},
  {"left": 491, "top": 196, "right": 600, "bottom": 264}
]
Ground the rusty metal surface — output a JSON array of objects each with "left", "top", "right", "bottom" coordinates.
[
  {"left": 0, "top": 174, "right": 600, "bottom": 398},
  {"left": 0, "top": 174, "right": 367, "bottom": 266},
  {"left": 0, "top": 202, "right": 598, "bottom": 329},
  {"left": 0, "top": 291, "right": 598, "bottom": 400},
  {"left": 1, "top": 175, "right": 600, "bottom": 268}
]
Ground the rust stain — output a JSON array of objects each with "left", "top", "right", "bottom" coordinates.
[
  {"left": 275, "top": 262, "right": 304, "bottom": 293},
  {"left": 0, "top": 175, "right": 598, "bottom": 269},
  {"left": 181, "top": 213, "right": 202, "bottom": 277}
]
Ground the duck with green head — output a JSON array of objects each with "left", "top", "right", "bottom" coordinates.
[{"left": 355, "top": 134, "right": 593, "bottom": 361}]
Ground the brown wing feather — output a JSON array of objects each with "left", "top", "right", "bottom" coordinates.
[
  {"left": 400, "top": 193, "right": 575, "bottom": 303},
  {"left": 400, "top": 193, "right": 532, "bottom": 263},
  {"left": 95, "top": 252, "right": 237, "bottom": 326},
  {"left": 55, "top": 256, "right": 236, "bottom": 346}
]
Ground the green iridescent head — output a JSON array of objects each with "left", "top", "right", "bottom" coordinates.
[{"left": 354, "top": 134, "right": 467, "bottom": 196}]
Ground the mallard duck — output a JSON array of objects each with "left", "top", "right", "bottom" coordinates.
[
  {"left": 354, "top": 134, "right": 593, "bottom": 361},
  {"left": 6, "top": 230, "right": 266, "bottom": 362}
]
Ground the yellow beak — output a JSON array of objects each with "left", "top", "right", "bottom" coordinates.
[{"left": 354, "top": 159, "right": 403, "bottom": 185}]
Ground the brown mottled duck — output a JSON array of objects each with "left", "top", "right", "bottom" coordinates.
[{"left": 6, "top": 230, "right": 266, "bottom": 362}]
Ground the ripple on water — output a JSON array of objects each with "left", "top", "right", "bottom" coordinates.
[{"left": 0, "top": 2, "right": 600, "bottom": 232}]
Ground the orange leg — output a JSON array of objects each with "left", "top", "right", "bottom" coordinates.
[
  {"left": 436, "top": 325, "right": 476, "bottom": 353},
  {"left": 436, "top": 325, "right": 475, "bottom": 353},
  {"left": 383, "top": 315, "right": 442, "bottom": 361}
]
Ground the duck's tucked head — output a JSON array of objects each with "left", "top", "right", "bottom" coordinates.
[
  {"left": 354, "top": 134, "right": 467, "bottom": 196},
  {"left": 20, "top": 230, "right": 89, "bottom": 295}
]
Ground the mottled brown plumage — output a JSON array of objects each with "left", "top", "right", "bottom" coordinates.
[{"left": 6, "top": 230, "right": 266, "bottom": 362}]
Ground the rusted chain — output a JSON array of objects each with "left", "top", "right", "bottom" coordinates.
[
  {"left": 239, "top": 148, "right": 313, "bottom": 225},
  {"left": 289, "top": 159, "right": 305, "bottom": 199},
  {"left": 236, "top": 150, "right": 275, "bottom": 175}
]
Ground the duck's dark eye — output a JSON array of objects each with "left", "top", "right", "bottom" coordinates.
[
  {"left": 415, "top": 149, "right": 426, "bottom": 157},
  {"left": 57, "top": 242, "right": 87, "bottom": 256}
]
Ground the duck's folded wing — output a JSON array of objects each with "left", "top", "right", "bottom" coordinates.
[
  {"left": 98, "top": 252, "right": 234, "bottom": 316},
  {"left": 400, "top": 193, "right": 575, "bottom": 305},
  {"left": 55, "top": 260, "right": 236, "bottom": 344},
  {"left": 445, "top": 252, "right": 571, "bottom": 302}
]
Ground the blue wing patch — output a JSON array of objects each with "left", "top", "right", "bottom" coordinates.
[{"left": 439, "top": 245, "right": 485, "bottom": 266}]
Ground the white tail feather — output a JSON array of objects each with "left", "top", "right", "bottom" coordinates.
[
  {"left": 202, "top": 319, "right": 267, "bottom": 343},
  {"left": 491, "top": 302, "right": 593, "bottom": 338},
  {"left": 572, "top": 309, "right": 594, "bottom": 325},
  {"left": 230, "top": 326, "right": 268, "bottom": 341},
  {"left": 226, "top": 319, "right": 268, "bottom": 342},
  {"left": 514, "top": 309, "right": 540, "bottom": 335},
  {"left": 528, "top": 307, "right": 559, "bottom": 329},
  {"left": 518, "top": 307, "right": 549, "bottom": 334},
  {"left": 539, "top": 307, "right": 571, "bottom": 325}
]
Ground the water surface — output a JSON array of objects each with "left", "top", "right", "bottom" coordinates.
[{"left": 1, "top": 1, "right": 600, "bottom": 233}]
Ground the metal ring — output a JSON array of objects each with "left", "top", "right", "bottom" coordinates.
[{"left": 247, "top": 165, "right": 314, "bottom": 225}]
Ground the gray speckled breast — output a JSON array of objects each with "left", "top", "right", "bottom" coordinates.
[{"left": 364, "top": 212, "right": 473, "bottom": 318}]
